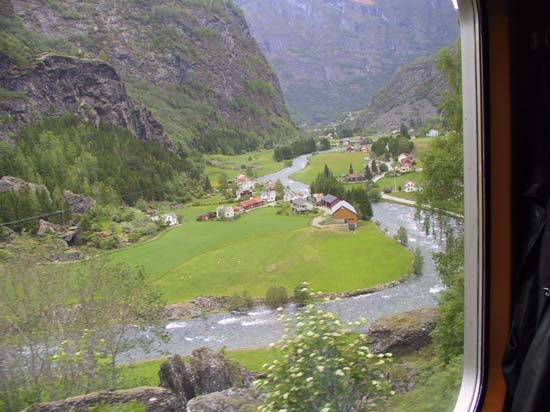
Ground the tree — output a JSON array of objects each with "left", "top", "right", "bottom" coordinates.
[
  {"left": 218, "top": 173, "right": 228, "bottom": 190},
  {"left": 324, "top": 164, "right": 331, "bottom": 177},
  {"left": 275, "top": 179, "right": 285, "bottom": 199},
  {"left": 436, "top": 44, "right": 462, "bottom": 133},
  {"left": 400, "top": 122, "right": 410, "bottom": 139},
  {"left": 257, "top": 307, "right": 392, "bottom": 412},
  {"left": 364, "top": 164, "right": 373, "bottom": 180},
  {"left": 348, "top": 163, "right": 354, "bottom": 175},
  {"left": 228, "top": 291, "right": 254, "bottom": 312},
  {"left": 367, "top": 187, "right": 382, "bottom": 203},
  {"left": 0, "top": 241, "right": 165, "bottom": 411},
  {"left": 265, "top": 286, "right": 289, "bottom": 308},
  {"left": 348, "top": 187, "right": 373, "bottom": 221},
  {"left": 371, "top": 159, "right": 378, "bottom": 175},
  {"left": 413, "top": 247, "right": 424, "bottom": 275},
  {"left": 379, "top": 162, "right": 389, "bottom": 173},
  {"left": 319, "top": 138, "right": 331, "bottom": 151},
  {"left": 395, "top": 226, "right": 408, "bottom": 246},
  {"left": 293, "top": 282, "right": 312, "bottom": 307}
]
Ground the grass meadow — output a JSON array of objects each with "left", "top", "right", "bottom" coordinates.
[
  {"left": 111, "top": 207, "right": 412, "bottom": 304},
  {"left": 290, "top": 151, "right": 369, "bottom": 184}
]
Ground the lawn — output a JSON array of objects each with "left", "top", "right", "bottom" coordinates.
[
  {"left": 290, "top": 151, "right": 369, "bottom": 184},
  {"left": 205, "top": 150, "right": 283, "bottom": 185},
  {"left": 111, "top": 206, "right": 412, "bottom": 304},
  {"left": 377, "top": 172, "right": 424, "bottom": 201},
  {"left": 117, "top": 348, "right": 278, "bottom": 389}
]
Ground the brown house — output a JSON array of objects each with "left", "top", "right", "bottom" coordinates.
[{"left": 331, "top": 200, "right": 359, "bottom": 230}]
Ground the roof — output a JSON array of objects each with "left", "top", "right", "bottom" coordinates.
[
  {"left": 292, "top": 198, "right": 307, "bottom": 206},
  {"left": 331, "top": 200, "right": 357, "bottom": 216},
  {"left": 240, "top": 197, "right": 263, "bottom": 208},
  {"left": 322, "top": 194, "right": 339, "bottom": 203},
  {"left": 347, "top": 172, "right": 366, "bottom": 179}
]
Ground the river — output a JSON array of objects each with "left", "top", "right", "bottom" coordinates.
[{"left": 122, "top": 154, "right": 452, "bottom": 363}]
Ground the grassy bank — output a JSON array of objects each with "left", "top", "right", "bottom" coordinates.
[
  {"left": 111, "top": 207, "right": 412, "bottom": 304},
  {"left": 376, "top": 171, "right": 424, "bottom": 201},
  {"left": 205, "top": 150, "right": 282, "bottom": 185}
]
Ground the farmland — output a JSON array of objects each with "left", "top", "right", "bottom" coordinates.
[{"left": 290, "top": 151, "right": 369, "bottom": 184}]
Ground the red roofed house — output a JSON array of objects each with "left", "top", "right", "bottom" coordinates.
[{"left": 240, "top": 197, "right": 264, "bottom": 211}]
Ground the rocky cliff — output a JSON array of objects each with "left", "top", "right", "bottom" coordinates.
[
  {"left": 235, "top": 0, "right": 458, "bottom": 125},
  {"left": 0, "top": 53, "right": 172, "bottom": 147},
  {"left": 7, "top": 0, "right": 296, "bottom": 150},
  {"left": 347, "top": 52, "right": 447, "bottom": 133}
]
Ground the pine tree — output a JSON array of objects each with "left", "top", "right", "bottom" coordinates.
[
  {"left": 364, "top": 164, "right": 373, "bottom": 180},
  {"left": 324, "top": 164, "right": 331, "bottom": 177},
  {"left": 349, "top": 163, "right": 354, "bottom": 175},
  {"left": 371, "top": 159, "right": 378, "bottom": 175}
]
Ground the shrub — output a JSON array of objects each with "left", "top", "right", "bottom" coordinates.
[
  {"left": 413, "top": 247, "right": 424, "bottom": 275},
  {"left": 257, "top": 307, "right": 392, "bottom": 412},
  {"left": 394, "top": 226, "right": 408, "bottom": 246},
  {"left": 229, "top": 291, "right": 254, "bottom": 312},
  {"left": 265, "top": 286, "right": 289, "bottom": 308},
  {"left": 293, "top": 282, "right": 312, "bottom": 307}
]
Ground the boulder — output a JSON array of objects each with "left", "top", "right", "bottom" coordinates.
[
  {"left": 186, "top": 347, "right": 254, "bottom": 395},
  {"left": 367, "top": 308, "right": 438, "bottom": 356},
  {"left": 24, "top": 387, "right": 179, "bottom": 412},
  {"left": 186, "top": 388, "right": 264, "bottom": 412},
  {"left": 37, "top": 219, "right": 60, "bottom": 236},
  {"left": 62, "top": 191, "right": 96, "bottom": 214},
  {"left": 0, "top": 176, "right": 50, "bottom": 197},
  {"left": 159, "top": 348, "right": 253, "bottom": 409}
]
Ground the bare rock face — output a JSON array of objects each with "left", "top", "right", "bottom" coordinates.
[
  {"left": 0, "top": 176, "right": 49, "bottom": 197},
  {"left": 24, "top": 387, "right": 180, "bottom": 412},
  {"left": 186, "top": 388, "right": 265, "bottom": 412},
  {"left": 0, "top": 53, "right": 173, "bottom": 148},
  {"left": 367, "top": 307, "right": 438, "bottom": 356},
  {"left": 62, "top": 190, "right": 96, "bottom": 215},
  {"left": 159, "top": 355, "right": 196, "bottom": 408},
  {"left": 37, "top": 218, "right": 59, "bottom": 236}
]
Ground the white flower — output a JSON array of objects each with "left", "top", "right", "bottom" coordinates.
[
  {"left": 317, "top": 365, "right": 325, "bottom": 372},
  {"left": 335, "top": 369, "right": 345, "bottom": 376}
]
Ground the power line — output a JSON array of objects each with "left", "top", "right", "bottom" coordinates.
[{"left": 0, "top": 210, "right": 66, "bottom": 227}]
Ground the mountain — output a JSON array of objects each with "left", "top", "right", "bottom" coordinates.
[
  {"left": 345, "top": 52, "right": 448, "bottom": 134},
  {"left": 2, "top": 0, "right": 297, "bottom": 153},
  {"left": 235, "top": 0, "right": 459, "bottom": 125}
]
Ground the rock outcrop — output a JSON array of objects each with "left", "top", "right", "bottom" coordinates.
[
  {"left": 0, "top": 176, "right": 49, "bottom": 196},
  {"left": 62, "top": 190, "right": 96, "bottom": 215},
  {"left": 186, "top": 388, "right": 264, "bottom": 412},
  {"left": 24, "top": 387, "right": 180, "bottom": 412},
  {"left": 8, "top": 0, "right": 296, "bottom": 146},
  {"left": 349, "top": 54, "right": 448, "bottom": 134},
  {"left": 367, "top": 307, "right": 438, "bottom": 356},
  {"left": 0, "top": 53, "right": 173, "bottom": 148},
  {"left": 159, "top": 348, "right": 253, "bottom": 409}
]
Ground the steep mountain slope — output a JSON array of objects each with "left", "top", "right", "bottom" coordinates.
[
  {"left": 5, "top": 0, "right": 296, "bottom": 152},
  {"left": 347, "top": 53, "right": 447, "bottom": 133},
  {"left": 236, "top": 0, "right": 458, "bottom": 125}
]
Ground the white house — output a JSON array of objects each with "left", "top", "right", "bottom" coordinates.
[
  {"left": 426, "top": 129, "right": 440, "bottom": 137},
  {"left": 284, "top": 190, "right": 297, "bottom": 202},
  {"left": 404, "top": 181, "right": 417, "bottom": 193},
  {"left": 216, "top": 205, "right": 235, "bottom": 220},
  {"left": 261, "top": 191, "right": 277, "bottom": 203},
  {"left": 151, "top": 213, "right": 179, "bottom": 226},
  {"left": 292, "top": 198, "right": 313, "bottom": 213}
]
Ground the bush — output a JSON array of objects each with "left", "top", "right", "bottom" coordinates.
[
  {"left": 394, "top": 226, "right": 408, "bottom": 246},
  {"left": 265, "top": 286, "right": 289, "bottom": 308},
  {"left": 293, "top": 282, "right": 312, "bottom": 307},
  {"left": 257, "top": 307, "right": 392, "bottom": 412},
  {"left": 229, "top": 291, "right": 254, "bottom": 312},
  {"left": 413, "top": 247, "right": 424, "bottom": 275}
]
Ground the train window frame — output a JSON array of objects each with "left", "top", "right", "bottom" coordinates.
[{"left": 453, "top": 1, "right": 487, "bottom": 411}]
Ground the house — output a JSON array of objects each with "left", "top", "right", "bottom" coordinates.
[
  {"left": 292, "top": 198, "right": 314, "bottom": 213},
  {"left": 151, "top": 213, "right": 178, "bottom": 226},
  {"left": 404, "top": 181, "right": 417, "bottom": 193},
  {"left": 233, "top": 206, "right": 243, "bottom": 215},
  {"left": 265, "top": 181, "right": 277, "bottom": 191},
  {"left": 426, "top": 129, "right": 440, "bottom": 137},
  {"left": 240, "top": 197, "right": 264, "bottom": 211},
  {"left": 346, "top": 172, "right": 366, "bottom": 182},
  {"left": 398, "top": 153, "right": 411, "bottom": 163},
  {"left": 345, "top": 145, "right": 355, "bottom": 153},
  {"left": 284, "top": 190, "right": 298, "bottom": 202},
  {"left": 396, "top": 158, "right": 413, "bottom": 173},
  {"left": 260, "top": 191, "right": 277, "bottom": 203},
  {"left": 197, "top": 214, "right": 210, "bottom": 222},
  {"left": 216, "top": 205, "right": 235, "bottom": 220},
  {"left": 331, "top": 200, "right": 359, "bottom": 230},
  {"left": 312, "top": 193, "right": 325, "bottom": 205},
  {"left": 235, "top": 174, "right": 255, "bottom": 191},
  {"left": 236, "top": 189, "right": 253, "bottom": 200},
  {"left": 320, "top": 194, "right": 341, "bottom": 208}
]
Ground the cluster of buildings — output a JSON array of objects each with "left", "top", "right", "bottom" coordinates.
[
  {"left": 150, "top": 213, "right": 179, "bottom": 226},
  {"left": 395, "top": 153, "right": 414, "bottom": 173}
]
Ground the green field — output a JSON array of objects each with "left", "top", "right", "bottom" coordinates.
[
  {"left": 117, "top": 348, "right": 277, "bottom": 389},
  {"left": 111, "top": 207, "right": 412, "bottom": 304},
  {"left": 377, "top": 172, "right": 424, "bottom": 201},
  {"left": 205, "top": 150, "right": 283, "bottom": 185},
  {"left": 290, "top": 151, "right": 369, "bottom": 184}
]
